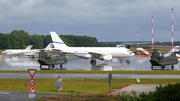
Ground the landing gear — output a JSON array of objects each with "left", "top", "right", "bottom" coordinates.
[
  {"left": 151, "top": 66, "right": 153, "bottom": 70},
  {"left": 161, "top": 66, "right": 165, "bottom": 70},
  {"left": 126, "top": 60, "right": 130, "bottom": 65},
  {"left": 171, "top": 65, "right": 174, "bottom": 70},
  {"left": 60, "top": 64, "right": 63, "bottom": 69},
  {"left": 48, "top": 65, "right": 50, "bottom": 69},
  {"left": 91, "top": 59, "right": 96, "bottom": 66},
  {"left": 118, "top": 58, "right": 123, "bottom": 63}
]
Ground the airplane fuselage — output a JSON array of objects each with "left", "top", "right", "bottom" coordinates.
[{"left": 56, "top": 46, "right": 134, "bottom": 59}]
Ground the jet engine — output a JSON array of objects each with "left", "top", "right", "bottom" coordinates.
[{"left": 99, "top": 55, "right": 113, "bottom": 61}]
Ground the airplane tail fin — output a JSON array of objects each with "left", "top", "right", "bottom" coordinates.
[
  {"left": 44, "top": 43, "right": 54, "bottom": 50},
  {"left": 126, "top": 45, "right": 131, "bottom": 49},
  {"left": 50, "top": 31, "right": 68, "bottom": 48},
  {"left": 25, "top": 45, "right": 33, "bottom": 50}
]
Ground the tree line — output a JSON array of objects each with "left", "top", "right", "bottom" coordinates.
[{"left": 0, "top": 30, "right": 116, "bottom": 49}]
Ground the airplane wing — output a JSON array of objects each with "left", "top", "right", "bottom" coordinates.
[
  {"left": 88, "top": 52, "right": 102, "bottom": 59},
  {"left": 68, "top": 54, "right": 89, "bottom": 59},
  {"left": 51, "top": 48, "right": 63, "bottom": 52},
  {"left": 51, "top": 48, "right": 90, "bottom": 59}
]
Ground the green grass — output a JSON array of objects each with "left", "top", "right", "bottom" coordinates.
[
  {"left": 0, "top": 78, "right": 180, "bottom": 95},
  {"left": 130, "top": 46, "right": 171, "bottom": 52},
  {"left": 1, "top": 70, "right": 180, "bottom": 75},
  {"left": 0, "top": 49, "right": 5, "bottom": 55}
]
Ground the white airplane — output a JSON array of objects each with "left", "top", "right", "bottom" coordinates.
[
  {"left": 23, "top": 43, "right": 54, "bottom": 58},
  {"left": 1, "top": 43, "right": 54, "bottom": 58},
  {"left": 50, "top": 31, "right": 135, "bottom": 66},
  {"left": 1, "top": 45, "right": 33, "bottom": 55}
]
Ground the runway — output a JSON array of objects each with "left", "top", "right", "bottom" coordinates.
[
  {"left": 0, "top": 90, "right": 56, "bottom": 101},
  {"left": 0, "top": 73, "right": 180, "bottom": 79}
]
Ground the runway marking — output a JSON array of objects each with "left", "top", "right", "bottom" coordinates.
[
  {"left": 107, "top": 84, "right": 135, "bottom": 95},
  {"left": 0, "top": 92, "right": 10, "bottom": 94}
]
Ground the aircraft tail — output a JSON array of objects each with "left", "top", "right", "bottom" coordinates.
[
  {"left": 44, "top": 43, "right": 54, "bottom": 50},
  {"left": 136, "top": 47, "right": 150, "bottom": 55},
  {"left": 126, "top": 45, "right": 131, "bottom": 49},
  {"left": 50, "top": 31, "right": 68, "bottom": 48},
  {"left": 25, "top": 45, "right": 33, "bottom": 50}
]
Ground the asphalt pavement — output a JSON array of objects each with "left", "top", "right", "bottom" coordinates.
[
  {"left": 0, "top": 90, "right": 57, "bottom": 101},
  {"left": 1, "top": 73, "right": 180, "bottom": 79}
]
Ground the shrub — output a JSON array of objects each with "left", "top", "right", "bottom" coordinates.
[{"left": 139, "top": 83, "right": 180, "bottom": 101}]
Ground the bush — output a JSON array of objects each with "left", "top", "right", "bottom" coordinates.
[
  {"left": 37, "top": 94, "right": 122, "bottom": 101},
  {"left": 139, "top": 83, "right": 180, "bottom": 101}
]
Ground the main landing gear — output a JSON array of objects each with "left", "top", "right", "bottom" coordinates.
[
  {"left": 118, "top": 58, "right": 123, "bottom": 63},
  {"left": 91, "top": 59, "right": 96, "bottom": 66}
]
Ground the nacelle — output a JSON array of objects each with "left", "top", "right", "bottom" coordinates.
[{"left": 99, "top": 55, "right": 113, "bottom": 61}]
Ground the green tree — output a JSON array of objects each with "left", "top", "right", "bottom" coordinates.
[
  {"left": 30, "top": 34, "right": 43, "bottom": 49},
  {"left": 9, "top": 30, "right": 25, "bottom": 49},
  {"left": 17, "top": 30, "right": 31, "bottom": 46},
  {"left": 43, "top": 35, "right": 52, "bottom": 48},
  {"left": 0, "top": 33, "right": 11, "bottom": 49}
]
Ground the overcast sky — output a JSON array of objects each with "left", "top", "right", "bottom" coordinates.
[{"left": 0, "top": 0, "right": 180, "bottom": 42}]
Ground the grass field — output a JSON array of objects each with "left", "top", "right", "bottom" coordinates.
[
  {"left": 130, "top": 46, "right": 171, "bottom": 52},
  {"left": 0, "top": 49, "right": 5, "bottom": 55},
  {"left": 0, "top": 78, "right": 180, "bottom": 95}
]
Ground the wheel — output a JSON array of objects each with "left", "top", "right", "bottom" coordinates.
[
  {"left": 91, "top": 59, "right": 96, "bottom": 66},
  {"left": 40, "top": 65, "right": 42, "bottom": 70},
  {"left": 151, "top": 66, "right": 153, "bottom": 70},
  {"left": 60, "top": 64, "right": 63, "bottom": 69},
  {"left": 171, "top": 65, "right": 174, "bottom": 70},
  {"left": 48, "top": 65, "right": 50, "bottom": 70},
  {"left": 118, "top": 58, "right": 123, "bottom": 63},
  {"left": 161, "top": 66, "right": 165, "bottom": 70},
  {"left": 52, "top": 65, "right": 54, "bottom": 68},
  {"left": 91, "top": 60, "right": 93, "bottom": 64}
]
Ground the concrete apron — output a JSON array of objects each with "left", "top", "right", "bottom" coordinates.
[{"left": 108, "top": 84, "right": 158, "bottom": 96}]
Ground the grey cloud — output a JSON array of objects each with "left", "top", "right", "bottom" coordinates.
[{"left": 0, "top": 0, "right": 180, "bottom": 41}]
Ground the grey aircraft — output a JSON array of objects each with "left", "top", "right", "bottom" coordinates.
[
  {"left": 37, "top": 50, "right": 68, "bottom": 70},
  {"left": 150, "top": 49, "right": 178, "bottom": 70}
]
